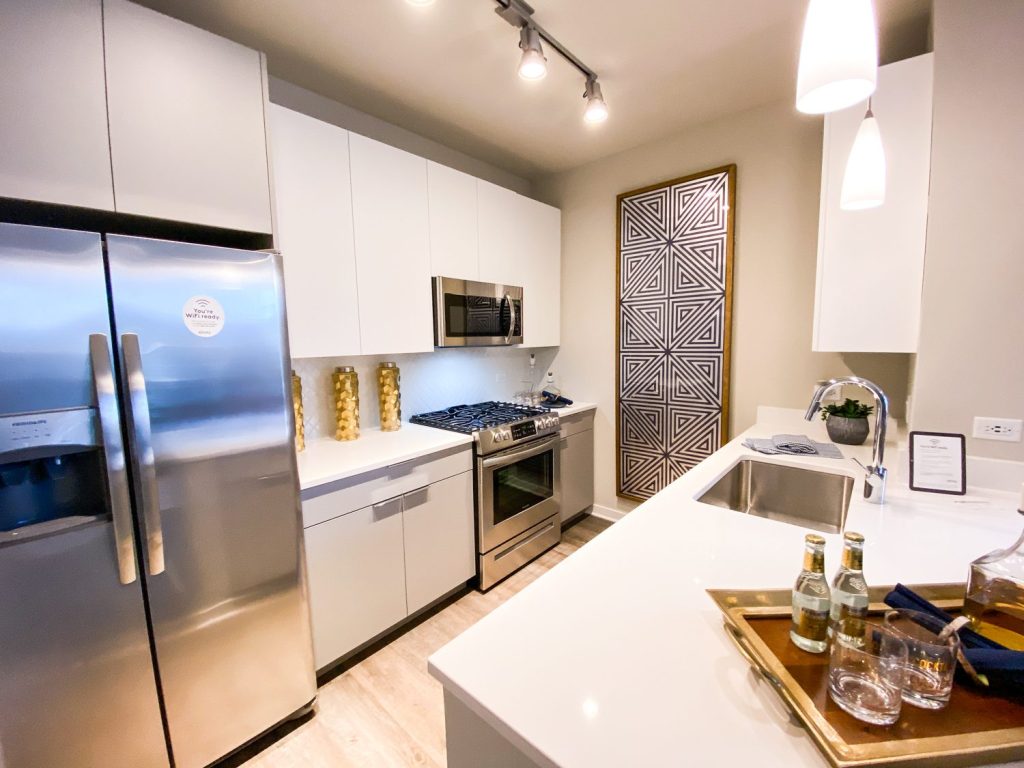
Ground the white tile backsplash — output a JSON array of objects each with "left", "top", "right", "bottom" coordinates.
[{"left": 292, "top": 347, "right": 559, "bottom": 440}]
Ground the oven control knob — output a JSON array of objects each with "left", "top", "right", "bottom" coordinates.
[
  {"left": 490, "top": 429, "right": 503, "bottom": 443},
  {"left": 502, "top": 428, "right": 512, "bottom": 441}
]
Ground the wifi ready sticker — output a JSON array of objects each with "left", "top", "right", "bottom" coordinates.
[{"left": 182, "top": 296, "right": 225, "bottom": 338}]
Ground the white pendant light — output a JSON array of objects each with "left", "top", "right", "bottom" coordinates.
[
  {"left": 840, "top": 103, "right": 886, "bottom": 210},
  {"left": 796, "top": 0, "right": 878, "bottom": 114},
  {"left": 518, "top": 26, "right": 547, "bottom": 81},
  {"left": 583, "top": 78, "right": 608, "bottom": 124}
]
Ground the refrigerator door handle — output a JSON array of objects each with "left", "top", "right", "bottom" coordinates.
[
  {"left": 89, "top": 333, "right": 138, "bottom": 585},
  {"left": 121, "top": 333, "right": 165, "bottom": 576}
]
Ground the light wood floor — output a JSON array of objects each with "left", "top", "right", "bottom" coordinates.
[{"left": 228, "top": 515, "right": 612, "bottom": 768}]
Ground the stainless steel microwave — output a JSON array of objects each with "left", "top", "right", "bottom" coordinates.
[{"left": 432, "top": 277, "right": 523, "bottom": 347}]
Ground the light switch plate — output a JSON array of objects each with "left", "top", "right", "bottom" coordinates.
[{"left": 973, "top": 417, "right": 1023, "bottom": 442}]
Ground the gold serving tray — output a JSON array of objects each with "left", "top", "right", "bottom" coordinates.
[{"left": 708, "top": 584, "right": 1024, "bottom": 768}]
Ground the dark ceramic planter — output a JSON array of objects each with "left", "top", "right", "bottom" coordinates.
[{"left": 826, "top": 415, "right": 870, "bottom": 446}]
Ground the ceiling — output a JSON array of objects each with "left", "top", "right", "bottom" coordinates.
[{"left": 133, "top": 0, "right": 931, "bottom": 181}]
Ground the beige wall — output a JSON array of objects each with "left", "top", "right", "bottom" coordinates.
[
  {"left": 910, "top": 0, "right": 1024, "bottom": 462},
  {"left": 535, "top": 101, "right": 911, "bottom": 516}
]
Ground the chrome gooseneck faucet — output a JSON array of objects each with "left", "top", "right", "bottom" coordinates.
[{"left": 805, "top": 376, "right": 890, "bottom": 505}]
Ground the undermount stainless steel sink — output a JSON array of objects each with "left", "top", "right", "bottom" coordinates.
[{"left": 696, "top": 459, "right": 855, "bottom": 534}]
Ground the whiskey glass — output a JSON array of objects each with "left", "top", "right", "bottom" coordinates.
[
  {"left": 828, "top": 617, "right": 908, "bottom": 726},
  {"left": 883, "top": 609, "right": 960, "bottom": 709}
]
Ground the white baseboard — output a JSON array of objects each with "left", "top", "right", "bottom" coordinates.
[{"left": 589, "top": 503, "right": 628, "bottom": 522}]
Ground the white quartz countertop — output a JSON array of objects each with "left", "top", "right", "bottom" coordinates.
[
  {"left": 548, "top": 401, "right": 597, "bottom": 419},
  {"left": 296, "top": 424, "right": 472, "bottom": 491},
  {"left": 428, "top": 409, "right": 1023, "bottom": 768}
]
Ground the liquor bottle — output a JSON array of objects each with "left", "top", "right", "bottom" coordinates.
[
  {"left": 791, "top": 534, "right": 831, "bottom": 653},
  {"left": 829, "top": 532, "right": 869, "bottom": 642},
  {"left": 963, "top": 490, "right": 1024, "bottom": 650}
]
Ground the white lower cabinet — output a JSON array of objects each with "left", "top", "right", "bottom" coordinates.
[
  {"left": 302, "top": 456, "right": 474, "bottom": 670},
  {"left": 303, "top": 495, "right": 407, "bottom": 670},
  {"left": 559, "top": 411, "right": 595, "bottom": 525},
  {"left": 403, "top": 473, "right": 475, "bottom": 614}
]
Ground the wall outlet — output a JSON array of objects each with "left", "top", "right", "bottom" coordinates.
[{"left": 973, "top": 416, "right": 1023, "bottom": 442}]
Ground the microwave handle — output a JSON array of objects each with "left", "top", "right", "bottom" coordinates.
[{"left": 503, "top": 293, "right": 517, "bottom": 345}]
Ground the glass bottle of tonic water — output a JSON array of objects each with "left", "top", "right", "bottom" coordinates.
[
  {"left": 829, "top": 532, "right": 869, "bottom": 642},
  {"left": 792, "top": 534, "right": 831, "bottom": 653},
  {"left": 964, "top": 515, "right": 1024, "bottom": 651}
]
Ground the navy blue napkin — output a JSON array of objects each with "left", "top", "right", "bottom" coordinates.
[{"left": 884, "top": 584, "right": 1024, "bottom": 695}]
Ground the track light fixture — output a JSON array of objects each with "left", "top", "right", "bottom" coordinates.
[
  {"left": 583, "top": 77, "right": 608, "bottom": 124},
  {"left": 494, "top": 0, "right": 607, "bottom": 125},
  {"left": 518, "top": 26, "right": 547, "bottom": 81}
]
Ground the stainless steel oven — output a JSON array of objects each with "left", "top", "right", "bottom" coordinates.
[
  {"left": 433, "top": 276, "right": 523, "bottom": 347},
  {"left": 476, "top": 433, "right": 560, "bottom": 589}
]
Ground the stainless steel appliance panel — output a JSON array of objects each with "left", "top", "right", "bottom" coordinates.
[
  {"left": 476, "top": 434, "right": 560, "bottom": 553},
  {"left": 106, "top": 236, "right": 315, "bottom": 768},
  {"left": 0, "top": 527, "right": 169, "bottom": 768},
  {"left": 0, "top": 224, "right": 167, "bottom": 768},
  {"left": 478, "top": 515, "right": 560, "bottom": 591},
  {"left": 433, "top": 276, "right": 523, "bottom": 347},
  {"left": 0, "top": 223, "right": 111, "bottom": 415}
]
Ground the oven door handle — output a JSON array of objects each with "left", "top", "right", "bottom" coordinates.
[
  {"left": 481, "top": 434, "right": 560, "bottom": 469},
  {"left": 503, "top": 293, "right": 517, "bottom": 345}
]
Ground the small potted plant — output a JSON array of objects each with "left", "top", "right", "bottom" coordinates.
[{"left": 819, "top": 398, "right": 873, "bottom": 445}]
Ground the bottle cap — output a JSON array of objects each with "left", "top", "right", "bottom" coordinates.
[
  {"left": 805, "top": 534, "right": 825, "bottom": 545},
  {"left": 335, "top": 366, "right": 355, "bottom": 373},
  {"left": 844, "top": 531, "right": 865, "bottom": 544},
  {"left": 379, "top": 362, "right": 397, "bottom": 369}
]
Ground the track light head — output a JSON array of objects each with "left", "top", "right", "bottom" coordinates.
[
  {"left": 583, "top": 77, "right": 608, "bottom": 124},
  {"left": 518, "top": 26, "right": 547, "bottom": 81}
]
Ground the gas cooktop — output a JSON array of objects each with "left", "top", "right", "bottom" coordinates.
[{"left": 411, "top": 401, "right": 560, "bottom": 454}]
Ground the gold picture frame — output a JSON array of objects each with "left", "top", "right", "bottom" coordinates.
[{"left": 615, "top": 164, "right": 736, "bottom": 501}]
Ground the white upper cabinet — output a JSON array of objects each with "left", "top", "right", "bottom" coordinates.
[
  {"left": 103, "top": 0, "right": 273, "bottom": 233},
  {"left": 428, "top": 162, "right": 479, "bottom": 280},
  {"left": 518, "top": 196, "right": 561, "bottom": 347},
  {"left": 477, "top": 179, "right": 524, "bottom": 286},
  {"left": 269, "top": 105, "right": 360, "bottom": 358},
  {"left": 349, "top": 134, "right": 434, "bottom": 354},
  {"left": 0, "top": 0, "right": 114, "bottom": 210},
  {"left": 813, "top": 54, "right": 934, "bottom": 353}
]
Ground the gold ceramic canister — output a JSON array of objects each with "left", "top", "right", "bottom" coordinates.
[
  {"left": 377, "top": 362, "right": 401, "bottom": 432},
  {"left": 332, "top": 366, "right": 360, "bottom": 441},
  {"left": 291, "top": 371, "right": 305, "bottom": 452}
]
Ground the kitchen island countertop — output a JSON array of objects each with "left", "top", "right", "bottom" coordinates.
[{"left": 428, "top": 408, "right": 1023, "bottom": 768}]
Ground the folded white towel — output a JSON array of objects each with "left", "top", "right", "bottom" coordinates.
[{"left": 742, "top": 435, "right": 844, "bottom": 459}]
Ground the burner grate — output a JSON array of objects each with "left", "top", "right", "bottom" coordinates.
[{"left": 410, "top": 401, "right": 549, "bottom": 434}]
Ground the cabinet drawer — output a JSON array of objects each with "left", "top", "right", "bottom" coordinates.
[
  {"left": 559, "top": 410, "right": 595, "bottom": 439},
  {"left": 301, "top": 445, "right": 472, "bottom": 527}
]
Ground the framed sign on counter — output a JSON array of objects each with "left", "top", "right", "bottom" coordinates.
[{"left": 909, "top": 431, "right": 967, "bottom": 495}]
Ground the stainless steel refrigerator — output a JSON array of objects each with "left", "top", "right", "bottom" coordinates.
[{"left": 0, "top": 223, "right": 316, "bottom": 768}]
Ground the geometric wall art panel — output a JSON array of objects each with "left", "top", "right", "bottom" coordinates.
[{"left": 616, "top": 165, "right": 736, "bottom": 501}]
